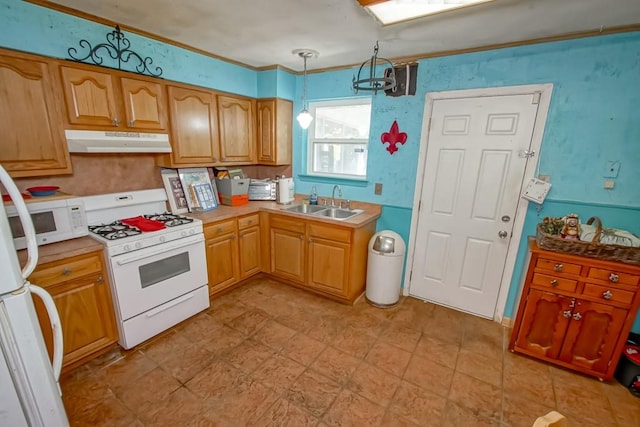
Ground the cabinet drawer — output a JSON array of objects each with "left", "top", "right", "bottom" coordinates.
[
  {"left": 582, "top": 283, "right": 635, "bottom": 305},
  {"left": 30, "top": 253, "right": 103, "bottom": 287},
  {"left": 270, "top": 215, "right": 305, "bottom": 234},
  {"left": 204, "top": 219, "right": 236, "bottom": 239},
  {"left": 531, "top": 273, "right": 577, "bottom": 293},
  {"left": 308, "top": 223, "right": 351, "bottom": 243},
  {"left": 238, "top": 214, "right": 259, "bottom": 230},
  {"left": 588, "top": 268, "right": 639, "bottom": 286},
  {"left": 536, "top": 258, "right": 582, "bottom": 275}
]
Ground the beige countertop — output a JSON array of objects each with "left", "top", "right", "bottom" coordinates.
[
  {"left": 16, "top": 196, "right": 381, "bottom": 265},
  {"left": 17, "top": 236, "right": 103, "bottom": 266},
  {"left": 188, "top": 196, "right": 381, "bottom": 228}
]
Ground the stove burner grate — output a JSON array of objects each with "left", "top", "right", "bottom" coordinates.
[
  {"left": 89, "top": 222, "right": 142, "bottom": 240},
  {"left": 144, "top": 212, "right": 194, "bottom": 227}
]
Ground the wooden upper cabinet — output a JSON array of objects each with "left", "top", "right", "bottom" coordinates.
[
  {"left": 257, "top": 98, "right": 292, "bottom": 165},
  {"left": 60, "top": 64, "right": 167, "bottom": 131},
  {"left": 217, "top": 94, "right": 255, "bottom": 164},
  {"left": 60, "top": 66, "right": 120, "bottom": 127},
  {"left": 158, "top": 85, "right": 220, "bottom": 167},
  {"left": 0, "top": 50, "right": 71, "bottom": 177},
  {"left": 120, "top": 77, "right": 167, "bottom": 130}
]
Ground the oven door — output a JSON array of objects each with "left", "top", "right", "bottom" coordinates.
[{"left": 109, "top": 233, "right": 207, "bottom": 320}]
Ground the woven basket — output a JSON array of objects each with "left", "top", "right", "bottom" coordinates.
[{"left": 536, "top": 217, "right": 640, "bottom": 265}]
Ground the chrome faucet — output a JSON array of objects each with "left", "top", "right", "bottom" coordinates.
[{"left": 331, "top": 185, "right": 342, "bottom": 207}]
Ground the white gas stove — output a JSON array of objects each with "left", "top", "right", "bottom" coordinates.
[{"left": 82, "top": 189, "right": 209, "bottom": 349}]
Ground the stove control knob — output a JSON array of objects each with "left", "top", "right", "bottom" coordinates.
[
  {"left": 135, "top": 242, "right": 142, "bottom": 249},
  {"left": 124, "top": 244, "right": 131, "bottom": 252},
  {"left": 160, "top": 236, "right": 166, "bottom": 242},
  {"left": 189, "top": 229, "right": 195, "bottom": 235},
  {"left": 181, "top": 231, "right": 187, "bottom": 237}
]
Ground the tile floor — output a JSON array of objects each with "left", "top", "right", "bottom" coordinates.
[{"left": 61, "top": 276, "right": 640, "bottom": 426}]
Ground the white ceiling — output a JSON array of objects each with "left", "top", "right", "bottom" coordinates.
[{"left": 45, "top": 0, "right": 640, "bottom": 72}]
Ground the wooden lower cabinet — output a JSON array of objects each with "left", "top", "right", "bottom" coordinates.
[
  {"left": 510, "top": 241, "right": 640, "bottom": 380},
  {"left": 268, "top": 213, "right": 375, "bottom": 303},
  {"left": 238, "top": 214, "right": 261, "bottom": 279},
  {"left": 205, "top": 218, "right": 238, "bottom": 295},
  {"left": 29, "top": 250, "right": 118, "bottom": 371}
]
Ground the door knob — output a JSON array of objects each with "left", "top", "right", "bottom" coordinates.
[{"left": 498, "top": 230, "right": 508, "bottom": 239}]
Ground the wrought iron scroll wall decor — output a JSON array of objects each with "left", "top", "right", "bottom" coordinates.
[{"left": 67, "top": 25, "right": 163, "bottom": 77}]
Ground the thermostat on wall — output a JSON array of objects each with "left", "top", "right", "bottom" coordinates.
[{"left": 522, "top": 178, "right": 552, "bottom": 204}]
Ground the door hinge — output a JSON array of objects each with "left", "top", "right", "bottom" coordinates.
[
  {"left": 532, "top": 92, "right": 541, "bottom": 105},
  {"left": 409, "top": 270, "right": 412, "bottom": 281},
  {"left": 428, "top": 117, "right": 432, "bottom": 131},
  {"left": 418, "top": 200, "right": 422, "bottom": 212}
]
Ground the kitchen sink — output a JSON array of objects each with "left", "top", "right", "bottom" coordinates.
[
  {"left": 282, "top": 204, "right": 327, "bottom": 214},
  {"left": 282, "top": 204, "right": 364, "bottom": 221},
  {"left": 312, "top": 208, "right": 364, "bottom": 220}
]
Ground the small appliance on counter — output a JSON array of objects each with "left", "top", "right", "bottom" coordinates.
[
  {"left": 276, "top": 177, "right": 295, "bottom": 205},
  {"left": 248, "top": 179, "right": 277, "bottom": 201},
  {"left": 215, "top": 177, "right": 250, "bottom": 206}
]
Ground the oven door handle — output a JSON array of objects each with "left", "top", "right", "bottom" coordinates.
[{"left": 114, "top": 234, "right": 204, "bottom": 266}]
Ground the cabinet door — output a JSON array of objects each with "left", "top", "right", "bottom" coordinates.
[
  {"left": 256, "top": 98, "right": 292, "bottom": 165},
  {"left": 559, "top": 299, "right": 628, "bottom": 374},
  {"left": 257, "top": 99, "right": 275, "bottom": 163},
  {"left": 120, "top": 77, "right": 167, "bottom": 130},
  {"left": 60, "top": 66, "right": 120, "bottom": 127},
  {"left": 167, "top": 85, "right": 220, "bottom": 165},
  {"left": 307, "top": 236, "right": 351, "bottom": 297},
  {"left": 238, "top": 225, "right": 261, "bottom": 279},
  {"left": 205, "top": 220, "right": 239, "bottom": 294},
  {"left": 0, "top": 52, "right": 71, "bottom": 177},
  {"left": 270, "top": 226, "right": 305, "bottom": 284},
  {"left": 217, "top": 95, "right": 255, "bottom": 163},
  {"left": 33, "top": 273, "right": 118, "bottom": 368},
  {"left": 513, "top": 290, "right": 573, "bottom": 359}
]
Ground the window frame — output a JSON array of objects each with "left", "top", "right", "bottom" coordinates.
[{"left": 305, "top": 97, "right": 372, "bottom": 180}]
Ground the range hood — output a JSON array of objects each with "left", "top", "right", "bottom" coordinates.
[{"left": 65, "top": 130, "right": 172, "bottom": 153}]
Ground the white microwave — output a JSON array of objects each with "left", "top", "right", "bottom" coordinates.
[{"left": 5, "top": 196, "right": 88, "bottom": 250}]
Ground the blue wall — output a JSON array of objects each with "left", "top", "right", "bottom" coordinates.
[{"left": 2, "top": 0, "right": 639, "bottom": 330}]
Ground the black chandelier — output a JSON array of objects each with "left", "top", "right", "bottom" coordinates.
[{"left": 67, "top": 25, "right": 163, "bottom": 77}]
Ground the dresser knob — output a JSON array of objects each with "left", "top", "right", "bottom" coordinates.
[
  {"left": 562, "top": 310, "right": 572, "bottom": 318},
  {"left": 572, "top": 312, "right": 582, "bottom": 321},
  {"left": 554, "top": 264, "right": 563, "bottom": 272},
  {"left": 609, "top": 273, "right": 619, "bottom": 283},
  {"left": 602, "top": 290, "right": 613, "bottom": 300},
  {"left": 550, "top": 279, "right": 558, "bottom": 287},
  {"left": 97, "top": 276, "right": 103, "bottom": 284},
  {"left": 62, "top": 268, "right": 72, "bottom": 276}
]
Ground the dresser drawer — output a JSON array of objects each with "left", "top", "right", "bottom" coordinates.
[
  {"left": 30, "top": 252, "right": 103, "bottom": 287},
  {"left": 204, "top": 219, "right": 236, "bottom": 239},
  {"left": 582, "top": 283, "right": 635, "bottom": 305},
  {"left": 536, "top": 258, "right": 582, "bottom": 275},
  {"left": 588, "top": 268, "right": 639, "bottom": 286},
  {"left": 531, "top": 273, "right": 577, "bottom": 292}
]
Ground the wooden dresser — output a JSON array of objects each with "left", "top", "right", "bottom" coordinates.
[{"left": 509, "top": 239, "right": 640, "bottom": 380}]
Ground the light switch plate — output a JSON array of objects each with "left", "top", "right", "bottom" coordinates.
[
  {"left": 522, "top": 178, "right": 552, "bottom": 204},
  {"left": 374, "top": 183, "right": 383, "bottom": 195}
]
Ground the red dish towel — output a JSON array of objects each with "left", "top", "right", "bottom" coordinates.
[{"left": 121, "top": 216, "right": 166, "bottom": 231}]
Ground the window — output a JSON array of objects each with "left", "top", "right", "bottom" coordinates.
[{"left": 307, "top": 98, "right": 372, "bottom": 179}]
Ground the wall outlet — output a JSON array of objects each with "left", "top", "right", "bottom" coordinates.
[
  {"left": 604, "top": 161, "right": 620, "bottom": 178},
  {"left": 604, "top": 180, "right": 615, "bottom": 189},
  {"left": 538, "top": 174, "right": 551, "bottom": 183},
  {"left": 374, "top": 182, "right": 383, "bottom": 195}
]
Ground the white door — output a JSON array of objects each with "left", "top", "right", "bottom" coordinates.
[{"left": 409, "top": 93, "right": 541, "bottom": 318}]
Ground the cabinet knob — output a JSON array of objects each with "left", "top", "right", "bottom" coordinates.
[
  {"left": 299, "top": 235, "right": 303, "bottom": 241},
  {"left": 213, "top": 157, "right": 218, "bottom": 163},
  {"left": 129, "top": 120, "right": 135, "bottom": 127},
  {"left": 222, "top": 157, "right": 227, "bottom": 161},
  {"left": 308, "top": 238, "right": 312, "bottom": 244},
  {"left": 550, "top": 279, "right": 559, "bottom": 287},
  {"left": 572, "top": 312, "right": 582, "bottom": 321},
  {"left": 113, "top": 118, "right": 120, "bottom": 126},
  {"left": 217, "top": 227, "right": 223, "bottom": 234},
  {"left": 609, "top": 273, "right": 619, "bottom": 283},
  {"left": 97, "top": 276, "right": 104, "bottom": 284},
  {"left": 562, "top": 310, "right": 572, "bottom": 318},
  {"left": 231, "top": 233, "right": 236, "bottom": 240},
  {"left": 62, "top": 268, "right": 72, "bottom": 276},
  {"left": 602, "top": 290, "right": 613, "bottom": 300},
  {"left": 554, "top": 264, "right": 563, "bottom": 272}
]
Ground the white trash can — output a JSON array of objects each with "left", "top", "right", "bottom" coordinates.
[{"left": 365, "top": 230, "right": 406, "bottom": 307}]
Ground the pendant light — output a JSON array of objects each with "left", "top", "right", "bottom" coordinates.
[{"left": 293, "top": 49, "right": 318, "bottom": 129}]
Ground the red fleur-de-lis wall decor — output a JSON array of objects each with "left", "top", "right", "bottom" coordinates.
[{"left": 381, "top": 120, "right": 407, "bottom": 155}]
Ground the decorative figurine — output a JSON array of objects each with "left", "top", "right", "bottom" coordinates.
[{"left": 561, "top": 214, "right": 581, "bottom": 240}]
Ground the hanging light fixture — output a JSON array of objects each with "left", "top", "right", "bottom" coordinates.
[
  {"left": 352, "top": 41, "right": 396, "bottom": 94},
  {"left": 293, "top": 48, "right": 318, "bottom": 129}
]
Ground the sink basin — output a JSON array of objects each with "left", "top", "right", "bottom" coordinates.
[
  {"left": 282, "top": 204, "right": 327, "bottom": 214},
  {"left": 312, "top": 208, "right": 364, "bottom": 220}
]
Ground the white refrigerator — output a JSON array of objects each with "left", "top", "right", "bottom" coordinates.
[{"left": 0, "top": 165, "right": 69, "bottom": 426}]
